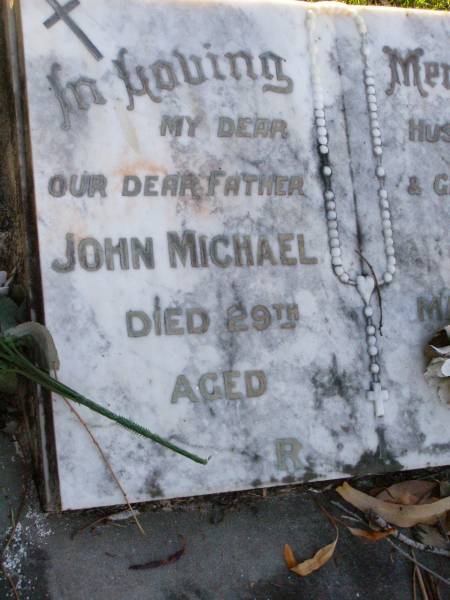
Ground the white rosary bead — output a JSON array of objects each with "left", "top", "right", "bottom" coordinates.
[
  {"left": 316, "top": 118, "right": 325, "bottom": 127},
  {"left": 325, "top": 190, "right": 334, "bottom": 200},
  {"left": 329, "top": 229, "right": 339, "bottom": 239},
  {"left": 367, "top": 335, "right": 377, "bottom": 346},
  {"left": 386, "top": 247, "right": 395, "bottom": 256},
  {"left": 387, "top": 256, "right": 396, "bottom": 267},
  {"left": 374, "top": 146, "right": 382, "bottom": 156},
  {"left": 369, "top": 102, "right": 378, "bottom": 113},
  {"left": 373, "top": 137, "right": 382, "bottom": 147},
  {"left": 378, "top": 189, "right": 387, "bottom": 199},
  {"left": 327, "top": 210, "right": 337, "bottom": 220},
  {"left": 319, "top": 145, "right": 329, "bottom": 154},
  {"left": 328, "top": 220, "right": 338, "bottom": 230},
  {"left": 384, "top": 227, "right": 393, "bottom": 239},
  {"left": 364, "top": 306, "right": 374, "bottom": 317},
  {"left": 335, "top": 266, "right": 344, "bottom": 276},
  {"left": 367, "top": 86, "right": 375, "bottom": 95},
  {"left": 315, "top": 109, "right": 324, "bottom": 118},
  {"left": 380, "top": 200, "right": 389, "bottom": 209},
  {"left": 318, "top": 136, "right": 328, "bottom": 145},
  {"left": 332, "top": 256, "right": 343, "bottom": 266},
  {"left": 331, "top": 248, "right": 341, "bottom": 258},
  {"left": 368, "top": 346, "right": 379, "bottom": 357},
  {"left": 372, "top": 128, "right": 381, "bottom": 138},
  {"left": 387, "top": 265, "right": 396, "bottom": 275},
  {"left": 370, "top": 118, "right": 380, "bottom": 129},
  {"left": 383, "top": 272, "right": 393, "bottom": 283},
  {"left": 371, "top": 363, "right": 380, "bottom": 374},
  {"left": 381, "top": 210, "right": 390, "bottom": 219},
  {"left": 326, "top": 201, "right": 336, "bottom": 210},
  {"left": 330, "top": 238, "right": 340, "bottom": 248},
  {"left": 323, "top": 166, "right": 332, "bottom": 176},
  {"left": 339, "top": 273, "right": 350, "bottom": 283},
  {"left": 367, "top": 94, "right": 377, "bottom": 104},
  {"left": 317, "top": 126, "right": 327, "bottom": 137},
  {"left": 366, "top": 325, "right": 376, "bottom": 335}
]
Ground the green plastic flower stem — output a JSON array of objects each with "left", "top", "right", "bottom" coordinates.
[{"left": 0, "top": 338, "right": 207, "bottom": 465}]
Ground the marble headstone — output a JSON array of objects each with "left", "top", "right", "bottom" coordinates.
[{"left": 13, "top": 0, "right": 450, "bottom": 509}]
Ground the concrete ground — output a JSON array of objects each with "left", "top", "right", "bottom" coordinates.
[{"left": 1, "top": 429, "right": 449, "bottom": 600}]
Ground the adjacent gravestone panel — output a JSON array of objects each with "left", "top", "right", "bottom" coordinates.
[{"left": 14, "top": 0, "right": 450, "bottom": 509}]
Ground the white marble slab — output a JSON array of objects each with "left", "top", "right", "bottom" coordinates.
[{"left": 16, "top": 0, "right": 450, "bottom": 509}]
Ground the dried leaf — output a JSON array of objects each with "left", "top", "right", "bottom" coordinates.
[
  {"left": 6, "top": 322, "right": 60, "bottom": 371},
  {"left": 337, "top": 482, "right": 450, "bottom": 528},
  {"left": 430, "top": 345, "right": 450, "bottom": 357},
  {"left": 425, "top": 328, "right": 450, "bottom": 360},
  {"left": 425, "top": 359, "right": 449, "bottom": 380},
  {"left": 440, "top": 481, "right": 450, "bottom": 499},
  {"left": 425, "top": 328, "right": 450, "bottom": 403},
  {"left": 283, "top": 544, "right": 297, "bottom": 568},
  {"left": 446, "top": 512, "right": 450, "bottom": 534},
  {"left": 414, "top": 524, "right": 450, "bottom": 550},
  {"left": 348, "top": 527, "right": 395, "bottom": 541},
  {"left": 285, "top": 529, "right": 338, "bottom": 577},
  {"left": 129, "top": 536, "right": 186, "bottom": 570},
  {"left": 375, "top": 481, "right": 437, "bottom": 506},
  {"left": 107, "top": 509, "right": 141, "bottom": 522}
]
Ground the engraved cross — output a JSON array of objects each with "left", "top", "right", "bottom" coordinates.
[
  {"left": 43, "top": 0, "right": 103, "bottom": 62},
  {"left": 367, "top": 383, "right": 388, "bottom": 418}
]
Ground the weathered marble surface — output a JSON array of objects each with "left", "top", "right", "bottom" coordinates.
[{"left": 15, "top": 0, "right": 450, "bottom": 509}]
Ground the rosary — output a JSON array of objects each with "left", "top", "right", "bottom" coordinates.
[{"left": 306, "top": 8, "right": 396, "bottom": 417}]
